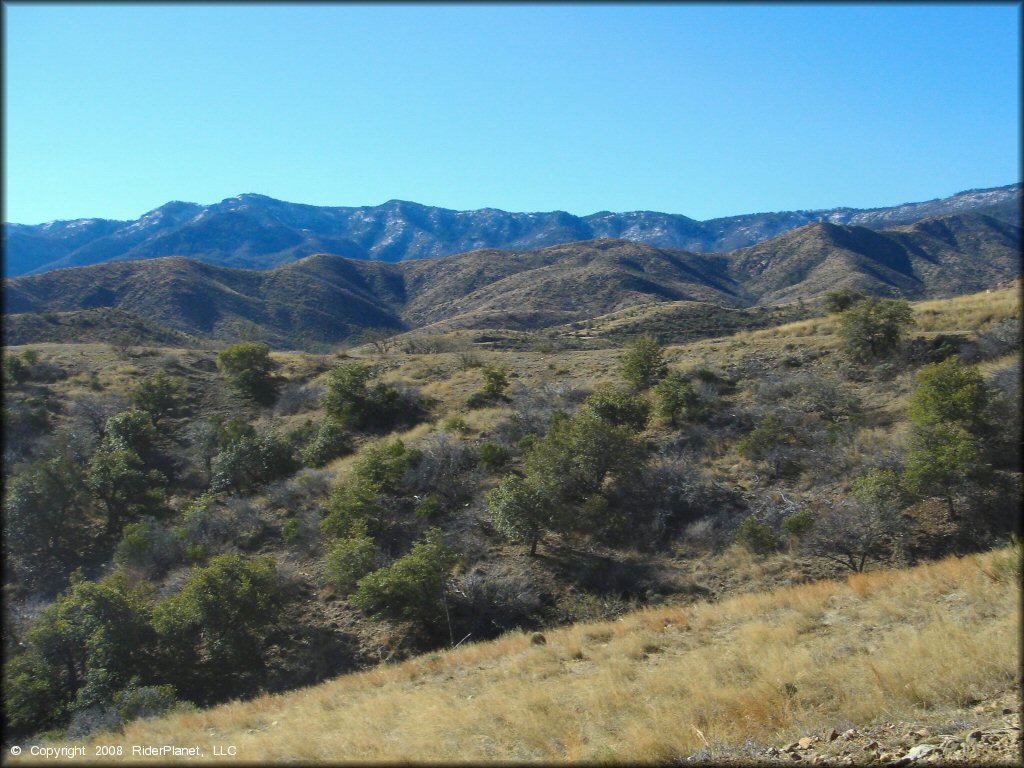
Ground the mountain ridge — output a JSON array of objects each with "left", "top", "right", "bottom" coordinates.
[
  {"left": 4, "top": 183, "right": 1019, "bottom": 277},
  {"left": 5, "top": 212, "right": 1019, "bottom": 349}
]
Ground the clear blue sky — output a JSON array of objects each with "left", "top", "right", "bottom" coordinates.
[{"left": 3, "top": 3, "right": 1020, "bottom": 224}]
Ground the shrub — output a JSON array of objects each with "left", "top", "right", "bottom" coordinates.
[
  {"left": 653, "top": 373, "right": 703, "bottom": 427},
  {"left": 217, "top": 342, "right": 276, "bottom": 405},
  {"left": 114, "top": 517, "right": 181, "bottom": 577},
  {"left": 210, "top": 431, "right": 297, "bottom": 495},
  {"left": 581, "top": 384, "right": 650, "bottom": 431},
  {"left": 129, "top": 372, "right": 183, "bottom": 426},
  {"left": 488, "top": 474, "right": 551, "bottom": 556},
  {"left": 478, "top": 363, "right": 512, "bottom": 401},
  {"left": 352, "top": 529, "right": 455, "bottom": 627},
  {"left": 735, "top": 517, "right": 778, "bottom": 555},
  {"left": 823, "top": 287, "right": 866, "bottom": 313},
  {"left": 781, "top": 508, "right": 815, "bottom": 540},
  {"left": 908, "top": 357, "right": 989, "bottom": 434},
  {"left": 477, "top": 441, "right": 511, "bottom": 470},
  {"left": 837, "top": 297, "right": 914, "bottom": 362},
  {"left": 620, "top": 333, "right": 667, "bottom": 389},
  {"left": 300, "top": 420, "right": 351, "bottom": 467},
  {"left": 414, "top": 495, "right": 444, "bottom": 520},
  {"left": 152, "top": 555, "right": 281, "bottom": 702},
  {"left": 324, "top": 523, "right": 380, "bottom": 595},
  {"left": 112, "top": 683, "right": 180, "bottom": 723},
  {"left": 323, "top": 362, "right": 422, "bottom": 430}
]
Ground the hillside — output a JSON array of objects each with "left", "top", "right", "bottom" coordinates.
[
  {"left": 4, "top": 213, "right": 1019, "bottom": 349},
  {"left": 12, "top": 548, "right": 1020, "bottom": 763},
  {"left": 4, "top": 183, "right": 1019, "bottom": 277},
  {"left": 2, "top": 283, "right": 1020, "bottom": 755}
]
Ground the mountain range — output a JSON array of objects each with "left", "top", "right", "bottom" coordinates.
[
  {"left": 3, "top": 184, "right": 1019, "bottom": 278},
  {"left": 5, "top": 211, "right": 1019, "bottom": 349}
]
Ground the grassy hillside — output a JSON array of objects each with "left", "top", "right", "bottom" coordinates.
[
  {"left": 13, "top": 546, "right": 1019, "bottom": 763},
  {"left": 2, "top": 285, "right": 1019, "bottom": 756}
]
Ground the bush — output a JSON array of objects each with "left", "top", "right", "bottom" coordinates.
[
  {"left": 114, "top": 517, "right": 181, "bottom": 577},
  {"left": 217, "top": 342, "right": 276, "bottom": 405},
  {"left": 112, "top": 683, "right": 180, "bottom": 722},
  {"left": 324, "top": 523, "right": 380, "bottom": 595},
  {"left": 129, "top": 372, "right": 183, "bottom": 426},
  {"left": 837, "top": 297, "right": 914, "bottom": 362},
  {"left": 581, "top": 384, "right": 650, "bottom": 431},
  {"left": 152, "top": 555, "right": 281, "bottom": 702},
  {"left": 823, "top": 287, "right": 866, "bottom": 313},
  {"left": 620, "top": 333, "right": 667, "bottom": 390},
  {"left": 781, "top": 508, "right": 815, "bottom": 540},
  {"left": 323, "top": 362, "right": 422, "bottom": 430},
  {"left": 300, "top": 420, "right": 351, "bottom": 468},
  {"left": 210, "top": 431, "right": 297, "bottom": 495},
  {"left": 735, "top": 517, "right": 778, "bottom": 555},
  {"left": 352, "top": 529, "right": 455, "bottom": 628},
  {"left": 653, "top": 373, "right": 703, "bottom": 427},
  {"left": 477, "top": 441, "right": 511, "bottom": 470}
]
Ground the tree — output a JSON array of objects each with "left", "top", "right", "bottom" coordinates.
[
  {"left": 653, "top": 373, "right": 704, "bottom": 427},
  {"left": 735, "top": 517, "right": 778, "bottom": 555},
  {"left": 300, "top": 419, "right": 351, "bottom": 467},
  {"left": 324, "top": 521, "right": 380, "bottom": 595},
  {"left": 837, "top": 297, "right": 914, "bottom": 362},
  {"left": 823, "top": 287, "right": 866, "bottom": 313},
  {"left": 152, "top": 555, "right": 281, "bottom": 702},
  {"left": 86, "top": 441, "right": 165, "bottom": 538},
  {"left": 908, "top": 358, "right": 989, "bottom": 434},
  {"left": 130, "top": 372, "right": 183, "bottom": 426},
  {"left": 217, "top": 342, "right": 276, "bottom": 405},
  {"left": 323, "top": 362, "right": 420, "bottom": 430},
  {"left": 104, "top": 409, "right": 158, "bottom": 456},
  {"left": 479, "top": 364, "right": 512, "bottom": 400},
  {"left": 487, "top": 474, "right": 552, "bottom": 557},
  {"left": 620, "top": 333, "right": 667, "bottom": 390},
  {"left": 581, "top": 384, "right": 650, "bottom": 432},
  {"left": 902, "top": 423, "right": 983, "bottom": 518},
  {"left": 352, "top": 529, "right": 455, "bottom": 629},
  {"left": 4, "top": 571, "right": 155, "bottom": 736},
  {"left": 210, "top": 431, "right": 297, "bottom": 495}
]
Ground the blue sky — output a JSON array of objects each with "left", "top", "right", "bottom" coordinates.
[{"left": 3, "top": 3, "right": 1020, "bottom": 224}]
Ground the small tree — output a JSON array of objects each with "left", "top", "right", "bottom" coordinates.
[
  {"left": 324, "top": 522, "right": 380, "bottom": 595},
  {"left": 620, "top": 333, "right": 667, "bottom": 390},
  {"left": 300, "top": 420, "right": 351, "bottom": 467},
  {"left": 487, "top": 474, "right": 551, "bottom": 556},
  {"left": 323, "top": 362, "right": 420, "bottom": 430},
  {"left": 352, "top": 529, "right": 455, "bottom": 629},
  {"left": 210, "top": 431, "right": 297, "bottom": 495},
  {"left": 837, "top": 297, "right": 914, "bottom": 362},
  {"left": 902, "top": 423, "right": 982, "bottom": 519},
  {"left": 908, "top": 358, "right": 989, "bottom": 434},
  {"left": 653, "top": 373, "right": 703, "bottom": 427},
  {"left": 130, "top": 372, "right": 183, "bottom": 426},
  {"left": 217, "top": 342, "right": 276, "bottom": 405},
  {"left": 823, "top": 287, "right": 866, "bottom": 313},
  {"left": 581, "top": 384, "right": 650, "bottom": 432},
  {"left": 480, "top": 364, "right": 511, "bottom": 400},
  {"left": 735, "top": 517, "right": 778, "bottom": 555}
]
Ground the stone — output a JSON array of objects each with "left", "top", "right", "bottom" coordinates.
[
  {"left": 783, "top": 742, "right": 800, "bottom": 753},
  {"left": 864, "top": 740, "right": 879, "bottom": 751},
  {"left": 1003, "top": 707, "right": 1015, "bottom": 715},
  {"left": 826, "top": 728, "right": 839, "bottom": 742},
  {"left": 530, "top": 632, "right": 546, "bottom": 645},
  {"left": 799, "top": 737, "right": 815, "bottom": 749},
  {"left": 914, "top": 728, "right": 930, "bottom": 738},
  {"left": 904, "top": 744, "right": 937, "bottom": 761},
  {"left": 842, "top": 729, "right": 858, "bottom": 740},
  {"left": 967, "top": 730, "right": 982, "bottom": 741}
]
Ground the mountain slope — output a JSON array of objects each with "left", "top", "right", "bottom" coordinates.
[
  {"left": 4, "top": 214, "right": 1019, "bottom": 347},
  {"left": 4, "top": 184, "right": 1019, "bottom": 277}
]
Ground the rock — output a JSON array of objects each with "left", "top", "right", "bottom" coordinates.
[
  {"left": 967, "top": 730, "right": 983, "bottom": 741},
  {"left": 864, "top": 740, "right": 879, "bottom": 751},
  {"left": 799, "top": 736, "right": 815, "bottom": 749},
  {"left": 530, "top": 632, "right": 547, "bottom": 645},
  {"left": 914, "top": 728, "right": 930, "bottom": 738},
  {"left": 788, "top": 752, "right": 803, "bottom": 761},
  {"left": 842, "top": 729, "right": 858, "bottom": 740},
  {"left": 783, "top": 742, "right": 800, "bottom": 753},
  {"left": 1003, "top": 707, "right": 1015, "bottom": 715},
  {"left": 904, "top": 744, "right": 937, "bottom": 761},
  {"left": 826, "top": 728, "right": 839, "bottom": 742}
]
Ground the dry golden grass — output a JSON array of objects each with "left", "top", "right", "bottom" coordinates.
[
  {"left": 18, "top": 547, "right": 1017, "bottom": 764},
  {"left": 911, "top": 287, "right": 1020, "bottom": 334}
]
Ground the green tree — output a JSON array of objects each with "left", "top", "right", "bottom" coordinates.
[
  {"left": 620, "top": 333, "right": 667, "bottom": 390},
  {"left": 487, "top": 474, "right": 552, "bottom": 556},
  {"left": 352, "top": 529, "right": 455, "bottom": 629},
  {"left": 479, "top": 363, "right": 512, "bottom": 400},
  {"left": 217, "top": 342, "right": 276, "bottom": 405},
  {"left": 902, "top": 423, "right": 983, "bottom": 518},
  {"left": 4, "top": 571, "right": 155, "bottom": 735},
  {"left": 581, "top": 384, "right": 650, "bottom": 432},
  {"left": 735, "top": 517, "right": 778, "bottom": 555},
  {"left": 653, "top": 373, "right": 704, "bottom": 427},
  {"left": 86, "top": 442, "right": 165, "bottom": 538},
  {"left": 104, "top": 409, "right": 158, "bottom": 456},
  {"left": 908, "top": 358, "right": 989, "bottom": 434},
  {"left": 300, "top": 419, "right": 351, "bottom": 467},
  {"left": 837, "top": 297, "right": 914, "bottom": 362},
  {"left": 823, "top": 287, "right": 866, "bottom": 313},
  {"left": 210, "top": 431, "right": 297, "bottom": 495},
  {"left": 322, "top": 362, "right": 419, "bottom": 430},
  {"left": 152, "top": 555, "right": 281, "bottom": 702},
  {"left": 324, "top": 521, "right": 380, "bottom": 595},
  {"left": 130, "top": 372, "right": 183, "bottom": 426}
]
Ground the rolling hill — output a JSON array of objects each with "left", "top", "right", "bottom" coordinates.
[
  {"left": 4, "top": 184, "right": 1019, "bottom": 277},
  {"left": 4, "top": 212, "right": 1019, "bottom": 348}
]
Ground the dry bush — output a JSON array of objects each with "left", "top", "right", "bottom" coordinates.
[{"left": 273, "top": 380, "right": 325, "bottom": 416}]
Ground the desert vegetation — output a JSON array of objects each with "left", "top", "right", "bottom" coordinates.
[{"left": 2, "top": 283, "right": 1020, "bottom": 758}]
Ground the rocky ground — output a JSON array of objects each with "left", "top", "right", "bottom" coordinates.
[{"left": 685, "top": 687, "right": 1021, "bottom": 765}]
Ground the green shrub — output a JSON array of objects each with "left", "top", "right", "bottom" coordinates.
[
  {"left": 581, "top": 385, "right": 650, "bottom": 431},
  {"left": 210, "top": 432, "right": 297, "bottom": 495},
  {"left": 217, "top": 342, "right": 277, "bottom": 405},
  {"left": 653, "top": 373, "right": 703, "bottom": 426},
  {"left": 300, "top": 420, "right": 351, "bottom": 467},
  {"left": 112, "top": 683, "right": 180, "bottom": 723},
  {"left": 324, "top": 523, "right": 380, "bottom": 595},
  {"left": 477, "top": 441, "right": 511, "bottom": 470},
  {"left": 837, "top": 298, "right": 913, "bottom": 362},
  {"left": 114, "top": 517, "right": 181, "bottom": 577},
  {"left": 781, "top": 508, "right": 815, "bottom": 540},
  {"left": 323, "top": 362, "right": 422, "bottom": 430},
  {"left": 414, "top": 494, "right": 444, "bottom": 520},
  {"left": 737, "top": 415, "right": 788, "bottom": 459},
  {"left": 620, "top": 333, "right": 667, "bottom": 390},
  {"left": 352, "top": 529, "right": 455, "bottom": 626},
  {"left": 281, "top": 518, "right": 300, "bottom": 544},
  {"left": 735, "top": 517, "right": 778, "bottom": 555},
  {"left": 129, "top": 372, "right": 183, "bottom": 426}
]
